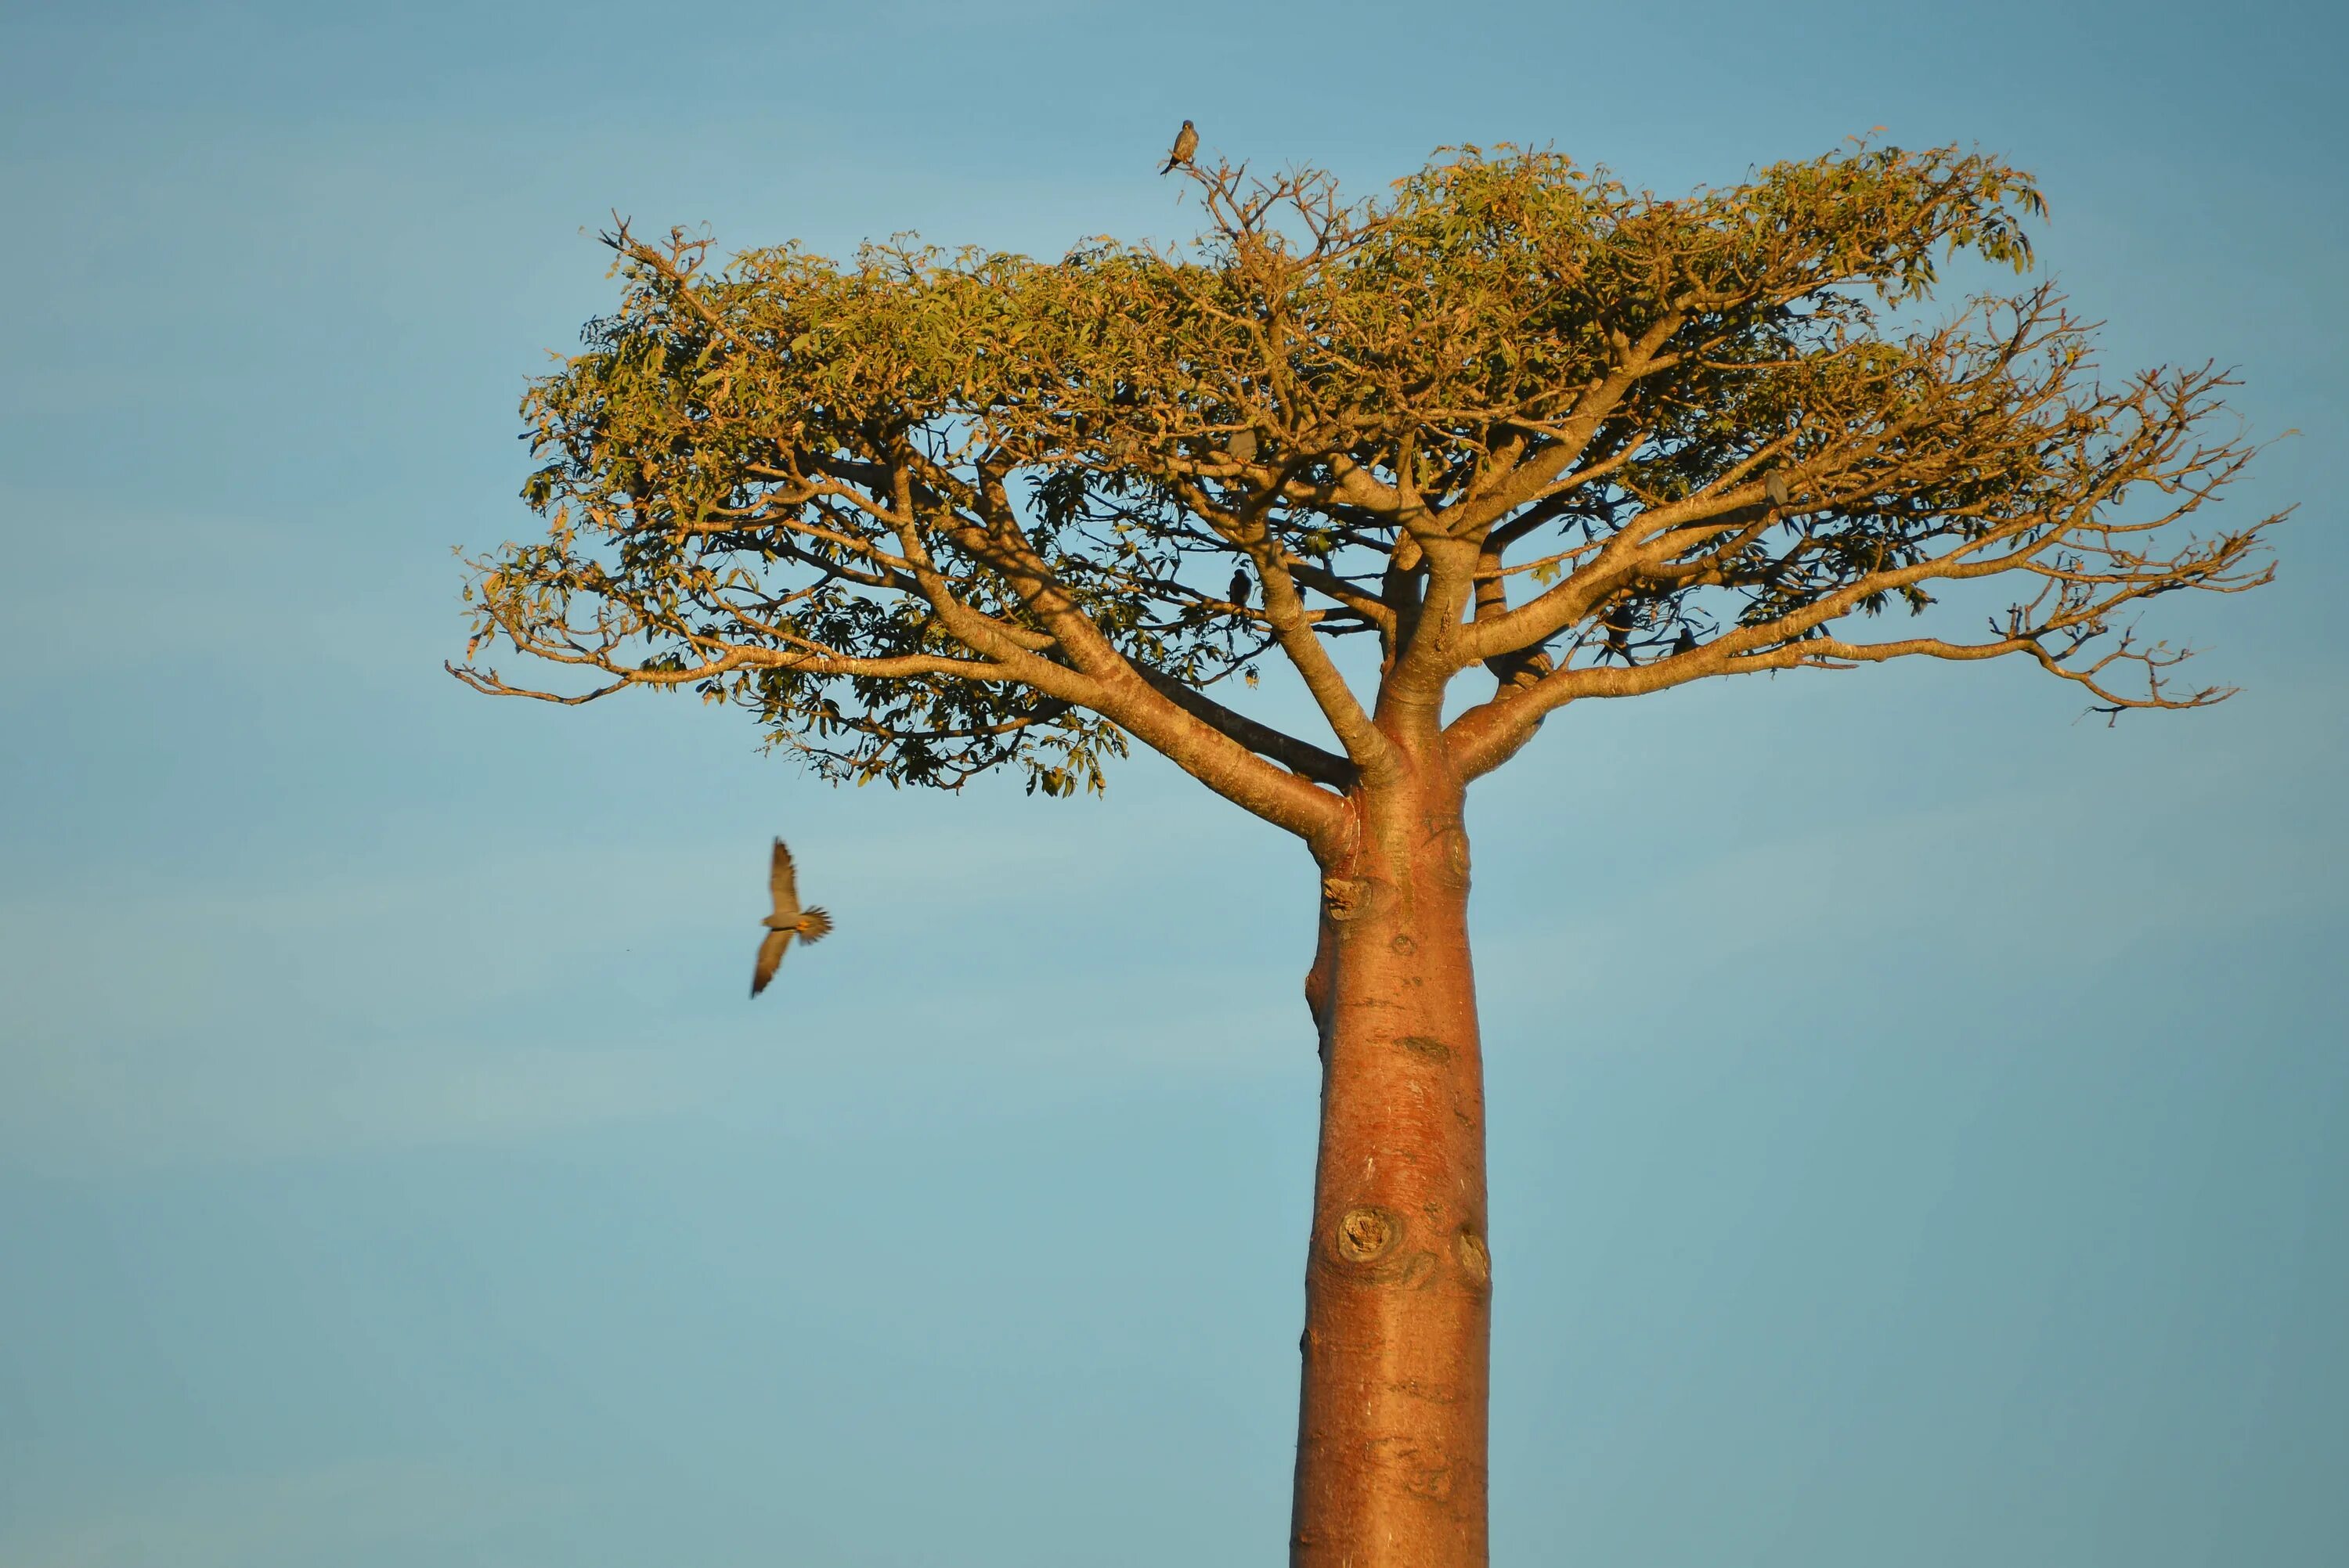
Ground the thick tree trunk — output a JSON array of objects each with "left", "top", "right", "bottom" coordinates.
[{"left": 1291, "top": 763, "right": 1490, "bottom": 1566}]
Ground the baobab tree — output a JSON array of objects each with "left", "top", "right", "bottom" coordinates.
[{"left": 453, "top": 141, "right": 2281, "bottom": 1568}]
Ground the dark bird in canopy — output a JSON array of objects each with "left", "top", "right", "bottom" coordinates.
[
  {"left": 1230, "top": 566, "right": 1253, "bottom": 609},
  {"left": 1601, "top": 604, "right": 1633, "bottom": 664},
  {"left": 751, "top": 838, "right": 832, "bottom": 997},
  {"left": 1161, "top": 120, "right": 1199, "bottom": 175}
]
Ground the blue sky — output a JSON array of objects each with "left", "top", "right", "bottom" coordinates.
[{"left": 1, "top": 1, "right": 2341, "bottom": 1563}]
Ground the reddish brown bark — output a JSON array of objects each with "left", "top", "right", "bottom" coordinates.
[{"left": 1292, "top": 760, "right": 1491, "bottom": 1567}]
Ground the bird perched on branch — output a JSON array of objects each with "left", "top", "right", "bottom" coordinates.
[
  {"left": 1229, "top": 566, "right": 1253, "bottom": 609},
  {"left": 1161, "top": 120, "right": 1198, "bottom": 175},
  {"left": 1765, "top": 467, "right": 1792, "bottom": 510},
  {"left": 1600, "top": 603, "right": 1634, "bottom": 664},
  {"left": 750, "top": 838, "right": 832, "bottom": 997}
]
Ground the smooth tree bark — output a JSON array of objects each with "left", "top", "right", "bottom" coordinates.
[
  {"left": 1297, "top": 741, "right": 1492, "bottom": 1561},
  {"left": 456, "top": 140, "right": 2283, "bottom": 1567}
]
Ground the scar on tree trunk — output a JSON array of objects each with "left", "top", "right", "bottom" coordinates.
[{"left": 1291, "top": 782, "right": 1492, "bottom": 1568}]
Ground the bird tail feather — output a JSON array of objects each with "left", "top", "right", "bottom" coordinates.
[{"left": 797, "top": 907, "right": 833, "bottom": 944}]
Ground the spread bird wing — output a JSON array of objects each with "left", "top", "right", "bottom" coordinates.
[
  {"left": 796, "top": 907, "right": 833, "bottom": 945},
  {"left": 751, "top": 929, "right": 790, "bottom": 997},
  {"left": 768, "top": 838, "right": 800, "bottom": 920}
]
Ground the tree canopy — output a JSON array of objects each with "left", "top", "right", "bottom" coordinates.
[{"left": 455, "top": 142, "right": 2279, "bottom": 838}]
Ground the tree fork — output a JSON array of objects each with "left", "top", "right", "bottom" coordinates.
[{"left": 1294, "top": 765, "right": 1492, "bottom": 1566}]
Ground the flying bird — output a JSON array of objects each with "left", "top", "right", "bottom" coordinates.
[
  {"left": 1229, "top": 566, "right": 1252, "bottom": 609},
  {"left": 1765, "top": 468, "right": 1791, "bottom": 509},
  {"left": 750, "top": 838, "right": 832, "bottom": 997},
  {"left": 1161, "top": 120, "right": 1199, "bottom": 175}
]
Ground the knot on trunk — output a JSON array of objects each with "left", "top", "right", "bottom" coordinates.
[
  {"left": 1320, "top": 875, "right": 1370, "bottom": 921},
  {"left": 1322, "top": 1206, "right": 1438, "bottom": 1288},
  {"left": 1427, "top": 824, "right": 1471, "bottom": 892},
  {"left": 1334, "top": 1206, "right": 1398, "bottom": 1263},
  {"left": 1456, "top": 1228, "right": 1492, "bottom": 1289}
]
